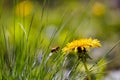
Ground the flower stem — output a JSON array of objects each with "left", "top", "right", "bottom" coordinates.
[{"left": 82, "top": 58, "right": 91, "bottom": 80}]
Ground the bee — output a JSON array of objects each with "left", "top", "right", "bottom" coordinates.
[{"left": 51, "top": 46, "right": 60, "bottom": 52}]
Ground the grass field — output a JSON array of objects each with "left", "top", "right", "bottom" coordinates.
[{"left": 0, "top": 0, "right": 120, "bottom": 80}]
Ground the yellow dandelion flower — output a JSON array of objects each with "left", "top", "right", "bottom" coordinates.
[
  {"left": 62, "top": 38, "right": 101, "bottom": 54},
  {"left": 15, "top": 1, "right": 33, "bottom": 17},
  {"left": 92, "top": 2, "right": 105, "bottom": 16}
]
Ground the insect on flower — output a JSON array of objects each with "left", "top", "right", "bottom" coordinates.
[{"left": 51, "top": 46, "right": 60, "bottom": 52}]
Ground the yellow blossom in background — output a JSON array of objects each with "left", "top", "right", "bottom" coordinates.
[
  {"left": 62, "top": 38, "right": 101, "bottom": 54},
  {"left": 15, "top": 1, "right": 33, "bottom": 16},
  {"left": 92, "top": 2, "right": 106, "bottom": 16}
]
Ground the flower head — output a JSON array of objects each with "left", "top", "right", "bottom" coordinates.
[
  {"left": 62, "top": 38, "right": 101, "bottom": 54},
  {"left": 92, "top": 2, "right": 105, "bottom": 16},
  {"left": 15, "top": 1, "right": 33, "bottom": 16}
]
